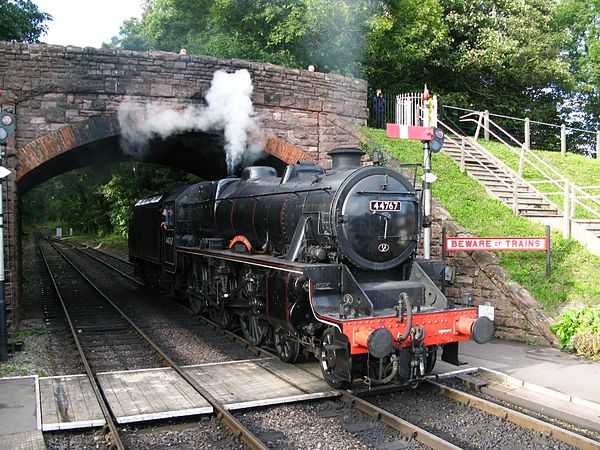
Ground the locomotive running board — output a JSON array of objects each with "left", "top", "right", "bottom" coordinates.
[{"left": 178, "top": 246, "right": 320, "bottom": 274}]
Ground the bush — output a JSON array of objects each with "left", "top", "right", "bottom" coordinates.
[
  {"left": 549, "top": 307, "right": 600, "bottom": 349},
  {"left": 572, "top": 334, "right": 600, "bottom": 360}
]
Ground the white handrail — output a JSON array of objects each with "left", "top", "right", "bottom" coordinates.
[
  {"left": 457, "top": 112, "right": 600, "bottom": 226},
  {"left": 461, "top": 115, "right": 566, "bottom": 184}
]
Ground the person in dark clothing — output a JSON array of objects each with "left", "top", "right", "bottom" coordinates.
[{"left": 373, "top": 89, "right": 386, "bottom": 129}]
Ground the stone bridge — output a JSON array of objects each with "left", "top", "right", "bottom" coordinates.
[{"left": 0, "top": 41, "right": 368, "bottom": 324}]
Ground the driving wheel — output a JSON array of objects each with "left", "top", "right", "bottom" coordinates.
[{"left": 274, "top": 330, "right": 300, "bottom": 363}]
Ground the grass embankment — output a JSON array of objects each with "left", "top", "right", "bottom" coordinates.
[{"left": 364, "top": 128, "right": 600, "bottom": 316}]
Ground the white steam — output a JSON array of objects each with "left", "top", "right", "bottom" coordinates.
[{"left": 118, "top": 69, "right": 264, "bottom": 174}]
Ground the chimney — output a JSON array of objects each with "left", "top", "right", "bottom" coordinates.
[{"left": 328, "top": 147, "right": 365, "bottom": 171}]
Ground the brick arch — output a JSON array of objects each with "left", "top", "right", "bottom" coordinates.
[{"left": 16, "top": 114, "right": 312, "bottom": 187}]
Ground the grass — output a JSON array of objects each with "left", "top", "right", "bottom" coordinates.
[
  {"left": 364, "top": 128, "right": 600, "bottom": 315},
  {"left": 0, "top": 325, "right": 50, "bottom": 378},
  {"left": 61, "top": 232, "right": 128, "bottom": 258},
  {"left": 480, "top": 140, "right": 600, "bottom": 220}
]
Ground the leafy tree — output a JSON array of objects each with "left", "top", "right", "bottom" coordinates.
[
  {"left": 365, "top": 0, "right": 449, "bottom": 91},
  {"left": 367, "top": 0, "right": 572, "bottom": 123},
  {"left": 100, "top": 163, "right": 199, "bottom": 237},
  {"left": 23, "top": 163, "right": 200, "bottom": 238},
  {"left": 434, "top": 0, "right": 572, "bottom": 118},
  {"left": 0, "top": 0, "right": 51, "bottom": 42},
  {"left": 103, "top": 18, "right": 150, "bottom": 51},
  {"left": 22, "top": 166, "right": 113, "bottom": 235},
  {"left": 106, "top": 0, "right": 380, "bottom": 76},
  {"left": 554, "top": 0, "right": 600, "bottom": 127}
]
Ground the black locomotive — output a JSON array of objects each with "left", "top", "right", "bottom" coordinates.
[{"left": 129, "top": 147, "right": 493, "bottom": 388}]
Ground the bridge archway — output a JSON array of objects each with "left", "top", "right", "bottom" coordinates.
[{"left": 17, "top": 115, "right": 311, "bottom": 193}]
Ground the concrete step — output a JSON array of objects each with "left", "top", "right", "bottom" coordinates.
[
  {"left": 495, "top": 186, "right": 545, "bottom": 194},
  {"left": 507, "top": 203, "right": 561, "bottom": 212},
  {"left": 470, "top": 174, "right": 515, "bottom": 183},
  {"left": 496, "top": 195, "right": 548, "bottom": 204},
  {"left": 504, "top": 202, "right": 554, "bottom": 210},
  {"left": 574, "top": 219, "right": 600, "bottom": 227},
  {"left": 574, "top": 220, "right": 600, "bottom": 233},
  {"left": 443, "top": 140, "right": 563, "bottom": 217},
  {"left": 480, "top": 182, "right": 530, "bottom": 192},
  {"left": 519, "top": 210, "right": 562, "bottom": 217},
  {"left": 464, "top": 162, "right": 507, "bottom": 170}
]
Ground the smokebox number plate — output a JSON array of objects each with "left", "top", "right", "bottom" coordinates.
[{"left": 370, "top": 200, "right": 401, "bottom": 211}]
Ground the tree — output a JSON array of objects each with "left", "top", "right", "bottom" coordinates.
[
  {"left": 554, "top": 0, "right": 600, "bottom": 127},
  {"left": 366, "top": 0, "right": 572, "bottom": 122},
  {"left": 365, "top": 0, "right": 449, "bottom": 91},
  {"left": 100, "top": 163, "right": 199, "bottom": 237},
  {"left": 107, "top": 0, "right": 380, "bottom": 76},
  {"left": 435, "top": 0, "right": 572, "bottom": 117},
  {"left": 23, "top": 163, "right": 200, "bottom": 238},
  {"left": 104, "top": 18, "right": 150, "bottom": 51},
  {"left": 0, "top": 0, "right": 51, "bottom": 42}
]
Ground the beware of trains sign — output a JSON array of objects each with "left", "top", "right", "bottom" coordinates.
[{"left": 446, "top": 237, "right": 548, "bottom": 252}]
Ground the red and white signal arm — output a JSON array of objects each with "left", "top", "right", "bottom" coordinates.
[
  {"left": 386, "top": 124, "right": 434, "bottom": 141},
  {"left": 446, "top": 237, "right": 548, "bottom": 252}
]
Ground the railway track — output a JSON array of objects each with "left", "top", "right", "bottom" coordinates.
[
  {"left": 38, "top": 236, "right": 267, "bottom": 449},
  {"left": 57, "top": 238, "right": 135, "bottom": 277},
  {"left": 42, "top": 237, "right": 600, "bottom": 449}
]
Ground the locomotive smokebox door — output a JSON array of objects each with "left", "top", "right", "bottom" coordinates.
[{"left": 332, "top": 166, "right": 419, "bottom": 271}]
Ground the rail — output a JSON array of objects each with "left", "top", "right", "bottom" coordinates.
[
  {"left": 37, "top": 236, "right": 127, "bottom": 450},
  {"left": 427, "top": 380, "right": 600, "bottom": 449},
  {"left": 43, "top": 237, "right": 269, "bottom": 450},
  {"left": 444, "top": 104, "right": 600, "bottom": 158}
]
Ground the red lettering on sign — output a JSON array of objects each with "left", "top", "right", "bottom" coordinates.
[{"left": 446, "top": 237, "right": 548, "bottom": 252}]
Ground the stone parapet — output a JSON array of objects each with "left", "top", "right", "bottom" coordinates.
[{"left": 0, "top": 42, "right": 367, "bottom": 162}]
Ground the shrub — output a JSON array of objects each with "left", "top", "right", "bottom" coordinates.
[
  {"left": 550, "top": 307, "right": 600, "bottom": 349},
  {"left": 572, "top": 334, "right": 600, "bottom": 360}
]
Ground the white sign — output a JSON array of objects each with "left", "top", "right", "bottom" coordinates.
[
  {"left": 478, "top": 304, "right": 495, "bottom": 321},
  {"left": 446, "top": 237, "right": 547, "bottom": 252}
]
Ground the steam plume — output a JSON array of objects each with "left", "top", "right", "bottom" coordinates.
[{"left": 118, "top": 69, "right": 264, "bottom": 174}]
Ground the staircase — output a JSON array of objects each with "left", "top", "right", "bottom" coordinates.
[{"left": 441, "top": 135, "right": 562, "bottom": 219}]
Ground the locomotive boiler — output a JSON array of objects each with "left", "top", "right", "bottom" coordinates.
[{"left": 129, "top": 147, "right": 493, "bottom": 388}]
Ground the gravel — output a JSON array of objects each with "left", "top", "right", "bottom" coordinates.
[
  {"left": 370, "top": 385, "right": 575, "bottom": 450},
  {"left": 439, "top": 377, "right": 600, "bottom": 443},
  {"left": 237, "top": 399, "right": 425, "bottom": 450}
]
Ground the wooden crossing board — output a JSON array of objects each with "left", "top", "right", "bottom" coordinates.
[
  {"left": 39, "top": 375, "right": 104, "bottom": 431},
  {"left": 185, "top": 358, "right": 339, "bottom": 410},
  {"left": 97, "top": 367, "right": 212, "bottom": 423}
]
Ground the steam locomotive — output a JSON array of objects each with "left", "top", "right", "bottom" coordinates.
[{"left": 129, "top": 147, "right": 493, "bottom": 388}]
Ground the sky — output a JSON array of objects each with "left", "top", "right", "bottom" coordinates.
[{"left": 33, "top": 0, "right": 144, "bottom": 48}]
